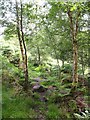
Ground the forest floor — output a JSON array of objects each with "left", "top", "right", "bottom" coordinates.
[
  {"left": 2, "top": 75, "right": 90, "bottom": 119},
  {"left": 1, "top": 56, "right": 90, "bottom": 119}
]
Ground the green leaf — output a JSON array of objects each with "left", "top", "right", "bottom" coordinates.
[{"left": 70, "top": 5, "right": 77, "bottom": 11}]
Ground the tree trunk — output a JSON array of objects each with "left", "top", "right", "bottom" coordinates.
[
  {"left": 15, "top": 0, "right": 28, "bottom": 90},
  {"left": 56, "top": 57, "right": 61, "bottom": 80},
  {"left": 37, "top": 46, "right": 41, "bottom": 64},
  {"left": 81, "top": 50, "right": 85, "bottom": 76},
  {"left": 72, "top": 39, "right": 78, "bottom": 85},
  {"left": 62, "top": 60, "right": 64, "bottom": 67},
  {"left": 15, "top": 0, "right": 25, "bottom": 63},
  {"left": 82, "top": 63, "right": 85, "bottom": 77},
  {"left": 67, "top": 9, "right": 80, "bottom": 88},
  {"left": 20, "top": 0, "right": 28, "bottom": 90}
]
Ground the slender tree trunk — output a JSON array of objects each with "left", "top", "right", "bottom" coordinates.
[
  {"left": 56, "top": 57, "right": 61, "bottom": 79},
  {"left": 72, "top": 38, "right": 78, "bottom": 85},
  {"left": 67, "top": 9, "right": 80, "bottom": 88},
  {"left": 20, "top": 0, "right": 28, "bottom": 90},
  {"left": 37, "top": 46, "right": 41, "bottom": 64},
  {"left": 88, "top": 12, "right": 90, "bottom": 69},
  {"left": 16, "top": 0, "right": 28, "bottom": 90},
  {"left": 62, "top": 60, "right": 64, "bottom": 67},
  {"left": 82, "top": 63, "right": 84, "bottom": 77},
  {"left": 16, "top": 0, "right": 25, "bottom": 63},
  {"left": 81, "top": 50, "right": 85, "bottom": 76}
]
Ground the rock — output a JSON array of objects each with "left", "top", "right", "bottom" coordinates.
[
  {"left": 33, "top": 85, "right": 47, "bottom": 93},
  {"left": 33, "top": 77, "right": 42, "bottom": 82},
  {"left": 33, "top": 84, "right": 40, "bottom": 89}
]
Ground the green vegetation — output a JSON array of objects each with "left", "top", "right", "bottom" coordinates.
[
  {"left": 0, "top": 0, "right": 90, "bottom": 119},
  {"left": 1, "top": 52, "right": 89, "bottom": 119}
]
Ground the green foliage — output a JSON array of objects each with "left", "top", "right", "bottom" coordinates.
[
  {"left": 1, "top": 45, "right": 20, "bottom": 67},
  {"left": 2, "top": 56, "right": 23, "bottom": 83},
  {"left": 40, "top": 80, "right": 55, "bottom": 87},
  {"left": 2, "top": 46, "right": 12, "bottom": 58},
  {"left": 51, "top": 65, "right": 59, "bottom": 74},
  {"left": 34, "top": 65, "right": 44, "bottom": 72},
  {"left": 32, "top": 92, "right": 41, "bottom": 100},
  {"left": 4, "top": 23, "right": 17, "bottom": 40},
  {"left": 46, "top": 104, "right": 60, "bottom": 119},
  {"left": 68, "top": 100, "right": 78, "bottom": 112},
  {"left": 1, "top": 0, "right": 89, "bottom": 119},
  {"left": 2, "top": 85, "right": 37, "bottom": 118},
  {"left": 9, "top": 54, "right": 20, "bottom": 66},
  {"left": 61, "top": 64, "right": 72, "bottom": 74},
  {"left": 59, "top": 107, "right": 72, "bottom": 119}
]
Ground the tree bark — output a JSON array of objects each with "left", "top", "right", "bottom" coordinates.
[
  {"left": 15, "top": 0, "right": 25, "bottom": 63},
  {"left": 37, "top": 46, "right": 41, "bottom": 64},
  {"left": 67, "top": 9, "right": 80, "bottom": 88},
  {"left": 81, "top": 50, "right": 85, "bottom": 76},
  {"left": 20, "top": 0, "right": 28, "bottom": 90},
  {"left": 62, "top": 60, "right": 64, "bottom": 67},
  {"left": 15, "top": 0, "right": 28, "bottom": 90}
]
